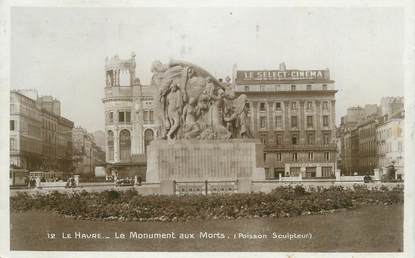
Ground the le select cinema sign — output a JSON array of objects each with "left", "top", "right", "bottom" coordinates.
[{"left": 236, "top": 69, "right": 330, "bottom": 82}]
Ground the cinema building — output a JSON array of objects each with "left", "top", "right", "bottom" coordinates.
[{"left": 234, "top": 63, "right": 338, "bottom": 179}]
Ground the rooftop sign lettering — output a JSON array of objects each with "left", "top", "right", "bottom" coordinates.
[{"left": 236, "top": 70, "right": 330, "bottom": 82}]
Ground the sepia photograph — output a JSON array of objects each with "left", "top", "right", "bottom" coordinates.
[{"left": 1, "top": 0, "right": 414, "bottom": 257}]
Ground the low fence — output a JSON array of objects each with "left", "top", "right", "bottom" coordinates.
[
  {"left": 174, "top": 180, "right": 238, "bottom": 195},
  {"left": 39, "top": 182, "right": 67, "bottom": 188}
]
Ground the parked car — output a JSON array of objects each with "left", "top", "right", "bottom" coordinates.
[{"left": 116, "top": 178, "right": 134, "bottom": 187}]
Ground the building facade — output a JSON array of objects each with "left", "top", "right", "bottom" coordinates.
[
  {"left": 10, "top": 90, "right": 74, "bottom": 174},
  {"left": 357, "top": 117, "right": 379, "bottom": 174},
  {"left": 10, "top": 91, "right": 43, "bottom": 170},
  {"left": 72, "top": 127, "right": 106, "bottom": 177},
  {"left": 339, "top": 97, "right": 404, "bottom": 176},
  {"left": 376, "top": 111, "right": 404, "bottom": 178},
  {"left": 338, "top": 104, "right": 380, "bottom": 175},
  {"left": 102, "top": 54, "right": 157, "bottom": 178},
  {"left": 234, "top": 64, "right": 337, "bottom": 179}
]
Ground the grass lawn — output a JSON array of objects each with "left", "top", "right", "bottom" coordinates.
[{"left": 10, "top": 204, "right": 403, "bottom": 252}]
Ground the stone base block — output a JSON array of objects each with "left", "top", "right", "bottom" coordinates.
[
  {"left": 146, "top": 139, "right": 265, "bottom": 183},
  {"left": 238, "top": 178, "right": 252, "bottom": 193},
  {"left": 160, "top": 180, "right": 175, "bottom": 195}
]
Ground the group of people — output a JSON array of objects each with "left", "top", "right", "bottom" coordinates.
[
  {"left": 151, "top": 60, "right": 253, "bottom": 141},
  {"left": 65, "top": 176, "right": 76, "bottom": 188}
]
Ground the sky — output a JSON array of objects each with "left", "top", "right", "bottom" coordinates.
[{"left": 11, "top": 7, "right": 405, "bottom": 132}]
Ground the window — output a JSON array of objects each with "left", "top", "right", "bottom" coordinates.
[
  {"left": 291, "top": 116, "right": 298, "bottom": 128},
  {"left": 324, "top": 152, "right": 330, "bottom": 160},
  {"left": 244, "top": 86, "right": 249, "bottom": 92},
  {"left": 307, "top": 84, "right": 312, "bottom": 91},
  {"left": 143, "top": 110, "right": 149, "bottom": 123},
  {"left": 276, "top": 152, "right": 282, "bottom": 161},
  {"left": 10, "top": 138, "right": 16, "bottom": 151},
  {"left": 322, "top": 167, "right": 333, "bottom": 177},
  {"left": 275, "top": 116, "right": 282, "bottom": 128},
  {"left": 274, "top": 167, "right": 284, "bottom": 179},
  {"left": 119, "top": 130, "right": 131, "bottom": 161},
  {"left": 307, "top": 133, "right": 315, "bottom": 145},
  {"left": 264, "top": 153, "right": 267, "bottom": 162},
  {"left": 291, "top": 134, "right": 298, "bottom": 145},
  {"left": 126, "top": 112, "right": 131, "bottom": 123},
  {"left": 291, "top": 85, "right": 296, "bottom": 91},
  {"left": 275, "top": 133, "right": 282, "bottom": 145},
  {"left": 290, "top": 166, "right": 300, "bottom": 176},
  {"left": 260, "top": 133, "right": 267, "bottom": 144},
  {"left": 10, "top": 120, "right": 15, "bottom": 131},
  {"left": 260, "top": 117, "right": 267, "bottom": 129},
  {"left": 118, "top": 111, "right": 131, "bottom": 123},
  {"left": 291, "top": 102, "right": 297, "bottom": 110},
  {"left": 323, "top": 133, "right": 330, "bottom": 144},
  {"left": 108, "top": 112, "right": 114, "bottom": 123},
  {"left": 306, "top": 167, "right": 316, "bottom": 178},
  {"left": 322, "top": 101, "right": 329, "bottom": 110},
  {"left": 275, "top": 102, "right": 281, "bottom": 110},
  {"left": 306, "top": 116, "right": 313, "bottom": 128},
  {"left": 306, "top": 101, "right": 313, "bottom": 110},
  {"left": 322, "top": 84, "right": 328, "bottom": 90},
  {"left": 119, "top": 111, "right": 125, "bottom": 122},
  {"left": 259, "top": 103, "right": 266, "bottom": 112},
  {"left": 308, "top": 152, "right": 314, "bottom": 161},
  {"left": 107, "top": 131, "right": 114, "bottom": 161},
  {"left": 323, "top": 115, "right": 329, "bottom": 127},
  {"left": 149, "top": 111, "right": 154, "bottom": 123},
  {"left": 292, "top": 153, "right": 298, "bottom": 162}
]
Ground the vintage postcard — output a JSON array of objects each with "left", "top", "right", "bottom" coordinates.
[{"left": 0, "top": 0, "right": 414, "bottom": 258}]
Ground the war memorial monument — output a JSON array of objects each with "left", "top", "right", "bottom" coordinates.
[{"left": 145, "top": 60, "right": 265, "bottom": 194}]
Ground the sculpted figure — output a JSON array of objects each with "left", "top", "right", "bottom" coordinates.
[
  {"left": 224, "top": 94, "right": 253, "bottom": 139},
  {"left": 165, "top": 82, "right": 186, "bottom": 140},
  {"left": 151, "top": 61, "right": 169, "bottom": 138},
  {"left": 150, "top": 59, "right": 252, "bottom": 141},
  {"left": 182, "top": 97, "right": 202, "bottom": 139},
  {"left": 204, "top": 77, "right": 231, "bottom": 139},
  {"left": 151, "top": 61, "right": 184, "bottom": 138}
]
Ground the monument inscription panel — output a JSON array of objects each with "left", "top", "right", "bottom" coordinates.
[{"left": 146, "top": 139, "right": 265, "bottom": 183}]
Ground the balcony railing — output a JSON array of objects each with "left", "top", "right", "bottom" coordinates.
[
  {"left": 105, "top": 87, "right": 133, "bottom": 97},
  {"left": 265, "top": 143, "right": 337, "bottom": 151}
]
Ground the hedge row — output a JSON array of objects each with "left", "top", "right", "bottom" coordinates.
[{"left": 11, "top": 185, "right": 403, "bottom": 222}]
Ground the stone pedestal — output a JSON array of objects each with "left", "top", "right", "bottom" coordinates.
[
  {"left": 238, "top": 178, "right": 252, "bottom": 193},
  {"left": 160, "top": 180, "right": 175, "bottom": 195},
  {"left": 373, "top": 168, "right": 381, "bottom": 181},
  {"left": 146, "top": 139, "right": 266, "bottom": 184}
]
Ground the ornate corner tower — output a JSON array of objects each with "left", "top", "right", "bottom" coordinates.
[{"left": 102, "top": 53, "right": 147, "bottom": 176}]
